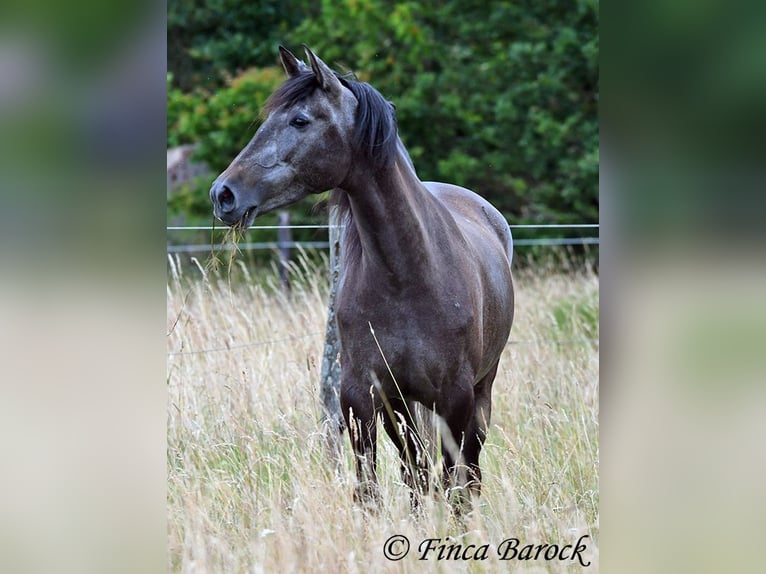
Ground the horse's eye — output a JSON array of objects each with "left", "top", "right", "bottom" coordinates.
[{"left": 290, "top": 115, "right": 310, "bottom": 128}]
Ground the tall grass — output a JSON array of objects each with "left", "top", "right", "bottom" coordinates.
[{"left": 167, "top": 253, "right": 599, "bottom": 572}]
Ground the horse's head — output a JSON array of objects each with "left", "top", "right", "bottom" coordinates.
[{"left": 210, "top": 46, "right": 358, "bottom": 228}]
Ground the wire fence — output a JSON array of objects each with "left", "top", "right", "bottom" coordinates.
[
  {"left": 166, "top": 223, "right": 600, "bottom": 253},
  {"left": 167, "top": 224, "right": 600, "bottom": 230}
]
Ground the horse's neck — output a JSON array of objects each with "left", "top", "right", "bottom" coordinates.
[{"left": 342, "top": 147, "right": 442, "bottom": 285}]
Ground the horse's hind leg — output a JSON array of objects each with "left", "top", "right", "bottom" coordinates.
[
  {"left": 341, "top": 380, "right": 380, "bottom": 505},
  {"left": 380, "top": 399, "right": 430, "bottom": 506},
  {"left": 463, "top": 362, "right": 499, "bottom": 497}
]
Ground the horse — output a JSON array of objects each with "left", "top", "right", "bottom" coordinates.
[{"left": 210, "top": 46, "right": 514, "bottom": 509}]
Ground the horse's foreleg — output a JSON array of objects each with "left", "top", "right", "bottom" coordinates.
[
  {"left": 380, "top": 399, "right": 430, "bottom": 508},
  {"left": 438, "top": 379, "right": 475, "bottom": 510},
  {"left": 340, "top": 381, "right": 379, "bottom": 505}
]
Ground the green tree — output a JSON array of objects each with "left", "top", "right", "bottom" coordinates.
[
  {"left": 289, "top": 0, "right": 598, "bottom": 224},
  {"left": 168, "top": 0, "right": 308, "bottom": 90}
]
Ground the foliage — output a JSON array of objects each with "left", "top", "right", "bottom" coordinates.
[
  {"left": 168, "top": 0, "right": 309, "bottom": 90},
  {"left": 289, "top": 0, "right": 598, "bottom": 224},
  {"left": 167, "top": 0, "right": 599, "bottom": 228},
  {"left": 168, "top": 66, "right": 285, "bottom": 172}
]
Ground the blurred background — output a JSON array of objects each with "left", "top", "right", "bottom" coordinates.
[
  {"left": 601, "top": 2, "right": 766, "bottom": 573},
  {"left": 0, "top": 1, "right": 166, "bottom": 573}
]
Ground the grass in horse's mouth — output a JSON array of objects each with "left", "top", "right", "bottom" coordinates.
[
  {"left": 206, "top": 220, "right": 247, "bottom": 275},
  {"left": 233, "top": 207, "right": 257, "bottom": 232},
  {"left": 233, "top": 208, "right": 252, "bottom": 231}
]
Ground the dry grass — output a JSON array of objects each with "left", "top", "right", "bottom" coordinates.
[{"left": 167, "top": 253, "right": 599, "bottom": 572}]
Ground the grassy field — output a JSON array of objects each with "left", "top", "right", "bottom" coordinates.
[{"left": 167, "top": 253, "right": 599, "bottom": 572}]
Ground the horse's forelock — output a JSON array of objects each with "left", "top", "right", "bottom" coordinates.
[{"left": 262, "top": 71, "right": 319, "bottom": 117}]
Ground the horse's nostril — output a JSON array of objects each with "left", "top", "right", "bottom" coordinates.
[{"left": 217, "top": 185, "right": 236, "bottom": 211}]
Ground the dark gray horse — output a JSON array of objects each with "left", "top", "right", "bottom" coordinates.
[{"left": 211, "top": 46, "right": 514, "bottom": 508}]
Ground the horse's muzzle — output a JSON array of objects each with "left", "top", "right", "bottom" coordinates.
[
  {"left": 210, "top": 178, "right": 259, "bottom": 229},
  {"left": 210, "top": 179, "right": 237, "bottom": 216}
]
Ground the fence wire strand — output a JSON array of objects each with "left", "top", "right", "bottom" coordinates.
[
  {"left": 167, "top": 223, "right": 600, "bottom": 252},
  {"left": 167, "top": 223, "right": 599, "bottom": 231}
]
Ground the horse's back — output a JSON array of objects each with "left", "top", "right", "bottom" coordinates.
[{"left": 424, "top": 182, "right": 513, "bottom": 265}]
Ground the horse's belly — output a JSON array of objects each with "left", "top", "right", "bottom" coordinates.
[{"left": 336, "top": 295, "right": 479, "bottom": 402}]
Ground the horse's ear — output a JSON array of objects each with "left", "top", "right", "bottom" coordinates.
[
  {"left": 303, "top": 45, "right": 343, "bottom": 96},
  {"left": 279, "top": 46, "right": 307, "bottom": 78}
]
